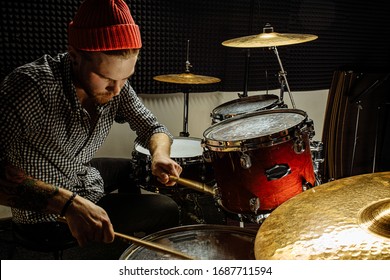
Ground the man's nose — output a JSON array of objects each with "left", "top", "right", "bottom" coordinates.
[{"left": 107, "top": 81, "right": 121, "bottom": 96}]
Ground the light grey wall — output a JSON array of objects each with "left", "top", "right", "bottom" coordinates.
[
  {"left": 0, "top": 205, "right": 12, "bottom": 219},
  {"left": 95, "top": 89, "right": 329, "bottom": 158}
]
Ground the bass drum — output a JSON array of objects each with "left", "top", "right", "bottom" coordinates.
[
  {"left": 211, "top": 94, "right": 282, "bottom": 123},
  {"left": 119, "top": 224, "right": 256, "bottom": 260}
]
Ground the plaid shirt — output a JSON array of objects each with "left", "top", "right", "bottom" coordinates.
[{"left": 0, "top": 53, "right": 172, "bottom": 223}]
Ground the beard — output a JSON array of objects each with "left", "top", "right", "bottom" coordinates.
[
  {"left": 91, "top": 92, "right": 115, "bottom": 105},
  {"left": 77, "top": 79, "right": 114, "bottom": 105},
  {"left": 71, "top": 64, "right": 118, "bottom": 105}
]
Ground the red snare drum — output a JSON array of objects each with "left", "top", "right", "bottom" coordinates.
[{"left": 202, "top": 109, "right": 315, "bottom": 214}]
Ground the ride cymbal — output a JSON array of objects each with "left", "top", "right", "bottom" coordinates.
[
  {"left": 222, "top": 24, "right": 318, "bottom": 48},
  {"left": 153, "top": 73, "right": 221, "bottom": 85},
  {"left": 255, "top": 172, "right": 390, "bottom": 260}
]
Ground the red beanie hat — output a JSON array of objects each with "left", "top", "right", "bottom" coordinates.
[{"left": 68, "top": 0, "right": 142, "bottom": 51}]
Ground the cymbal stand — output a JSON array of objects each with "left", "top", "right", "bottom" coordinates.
[
  {"left": 180, "top": 40, "right": 192, "bottom": 137},
  {"left": 238, "top": 49, "right": 250, "bottom": 98},
  {"left": 238, "top": 0, "right": 255, "bottom": 98},
  {"left": 270, "top": 46, "right": 296, "bottom": 109},
  {"left": 180, "top": 86, "right": 191, "bottom": 137}
]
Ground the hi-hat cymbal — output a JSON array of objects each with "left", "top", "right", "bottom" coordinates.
[
  {"left": 255, "top": 172, "right": 390, "bottom": 260},
  {"left": 153, "top": 73, "right": 221, "bottom": 85},
  {"left": 222, "top": 31, "right": 318, "bottom": 48}
]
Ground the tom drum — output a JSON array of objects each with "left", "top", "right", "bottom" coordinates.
[
  {"left": 202, "top": 109, "right": 316, "bottom": 214},
  {"left": 211, "top": 94, "right": 282, "bottom": 123}
]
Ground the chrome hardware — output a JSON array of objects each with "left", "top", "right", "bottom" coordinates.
[
  {"left": 265, "top": 164, "right": 291, "bottom": 181},
  {"left": 249, "top": 197, "right": 260, "bottom": 214}
]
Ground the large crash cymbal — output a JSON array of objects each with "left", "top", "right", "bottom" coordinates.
[
  {"left": 153, "top": 73, "right": 221, "bottom": 85},
  {"left": 255, "top": 172, "right": 390, "bottom": 260},
  {"left": 222, "top": 29, "right": 318, "bottom": 48}
]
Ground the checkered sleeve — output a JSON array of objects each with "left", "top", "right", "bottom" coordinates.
[
  {"left": 115, "top": 82, "right": 173, "bottom": 148},
  {"left": 0, "top": 70, "right": 45, "bottom": 163}
]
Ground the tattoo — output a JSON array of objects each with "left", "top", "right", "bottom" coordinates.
[
  {"left": 1, "top": 163, "right": 59, "bottom": 212},
  {"left": 7, "top": 178, "right": 59, "bottom": 212}
]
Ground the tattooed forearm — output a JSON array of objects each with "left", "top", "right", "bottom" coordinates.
[
  {"left": 1, "top": 177, "right": 59, "bottom": 212},
  {"left": 1, "top": 163, "right": 60, "bottom": 212}
]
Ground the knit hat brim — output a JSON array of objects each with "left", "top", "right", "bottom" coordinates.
[{"left": 68, "top": 22, "right": 142, "bottom": 51}]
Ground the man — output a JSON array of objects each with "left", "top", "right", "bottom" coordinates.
[{"left": 0, "top": 0, "right": 182, "bottom": 248}]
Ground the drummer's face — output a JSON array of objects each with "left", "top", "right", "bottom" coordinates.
[{"left": 70, "top": 47, "right": 139, "bottom": 105}]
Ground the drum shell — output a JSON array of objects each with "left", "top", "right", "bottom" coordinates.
[
  {"left": 203, "top": 109, "right": 316, "bottom": 213},
  {"left": 209, "top": 135, "right": 315, "bottom": 213},
  {"left": 119, "top": 224, "right": 256, "bottom": 260}
]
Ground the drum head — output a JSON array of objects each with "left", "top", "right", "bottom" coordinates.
[
  {"left": 120, "top": 224, "right": 256, "bottom": 260},
  {"left": 204, "top": 109, "right": 308, "bottom": 150},
  {"left": 135, "top": 137, "right": 203, "bottom": 158},
  {"left": 212, "top": 94, "right": 279, "bottom": 120}
]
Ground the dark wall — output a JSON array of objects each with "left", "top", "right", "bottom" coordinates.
[
  {"left": 321, "top": 70, "right": 390, "bottom": 181},
  {"left": 1, "top": 0, "right": 389, "bottom": 94}
]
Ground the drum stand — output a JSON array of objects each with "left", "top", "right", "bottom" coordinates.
[
  {"left": 238, "top": 213, "right": 271, "bottom": 226},
  {"left": 180, "top": 86, "right": 191, "bottom": 137},
  {"left": 238, "top": 49, "right": 251, "bottom": 98},
  {"left": 271, "top": 46, "right": 296, "bottom": 109},
  {"left": 154, "top": 40, "right": 220, "bottom": 137},
  {"left": 180, "top": 52, "right": 192, "bottom": 137},
  {"left": 236, "top": 45, "right": 297, "bottom": 109}
]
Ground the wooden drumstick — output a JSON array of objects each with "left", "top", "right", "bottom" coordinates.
[
  {"left": 57, "top": 216, "right": 194, "bottom": 260},
  {"left": 169, "top": 175, "right": 216, "bottom": 196},
  {"left": 113, "top": 232, "right": 194, "bottom": 260}
]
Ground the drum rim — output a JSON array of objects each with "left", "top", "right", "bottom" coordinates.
[
  {"left": 203, "top": 108, "right": 310, "bottom": 151},
  {"left": 211, "top": 94, "right": 280, "bottom": 120},
  {"left": 119, "top": 224, "right": 257, "bottom": 260},
  {"left": 134, "top": 136, "right": 204, "bottom": 159},
  {"left": 135, "top": 136, "right": 202, "bottom": 149}
]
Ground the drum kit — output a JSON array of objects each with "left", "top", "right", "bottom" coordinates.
[
  {"left": 120, "top": 172, "right": 390, "bottom": 260},
  {"left": 125, "top": 24, "right": 390, "bottom": 260}
]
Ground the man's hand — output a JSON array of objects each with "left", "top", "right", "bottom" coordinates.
[
  {"left": 151, "top": 154, "right": 182, "bottom": 186},
  {"left": 148, "top": 133, "right": 182, "bottom": 186},
  {"left": 64, "top": 195, "right": 115, "bottom": 247}
]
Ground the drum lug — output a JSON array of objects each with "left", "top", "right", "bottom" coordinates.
[
  {"left": 302, "top": 179, "right": 314, "bottom": 191},
  {"left": 202, "top": 148, "right": 212, "bottom": 163},
  {"left": 249, "top": 197, "right": 260, "bottom": 214},
  {"left": 293, "top": 140, "right": 305, "bottom": 154},
  {"left": 214, "top": 187, "right": 225, "bottom": 210},
  {"left": 240, "top": 153, "right": 252, "bottom": 169},
  {"left": 306, "top": 118, "right": 316, "bottom": 140},
  {"left": 265, "top": 164, "right": 291, "bottom": 180},
  {"left": 294, "top": 125, "right": 309, "bottom": 154},
  {"left": 293, "top": 130, "right": 306, "bottom": 154}
]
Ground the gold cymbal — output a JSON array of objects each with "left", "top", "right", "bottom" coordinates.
[
  {"left": 153, "top": 73, "right": 221, "bottom": 85},
  {"left": 358, "top": 199, "right": 390, "bottom": 239},
  {"left": 222, "top": 31, "right": 318, "bottom": 48},
  {"left": 255, "top": 172, "right": 390, "bottom": 260}
]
